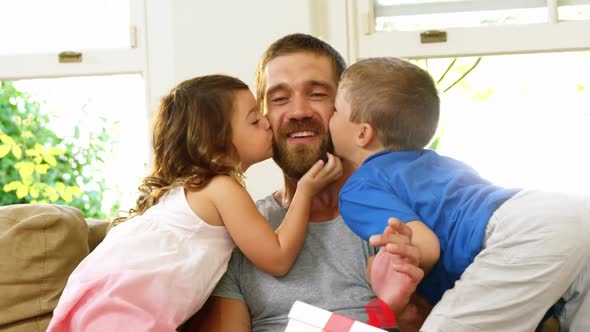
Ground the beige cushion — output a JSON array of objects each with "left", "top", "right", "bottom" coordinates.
[
  {"left": 86, "top": 218, "right": 109, "bottom": 252},
  {"left": 0, "top": 204, "right": 89, "bottom": 332}
]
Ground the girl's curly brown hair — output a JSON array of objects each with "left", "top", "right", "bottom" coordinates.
[{"left": 112, "top": 75, "right": 249, "bottom": 226}]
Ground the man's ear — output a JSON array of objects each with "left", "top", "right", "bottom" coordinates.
[{"left": 355, "top": 123, "right": 376, "bottom": 148}]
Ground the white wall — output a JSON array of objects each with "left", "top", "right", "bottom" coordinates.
[{"left": 144, "top": 0, "right": 348, "bottom": 200}]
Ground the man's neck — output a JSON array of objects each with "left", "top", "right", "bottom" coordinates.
[{"left": 274, "top": 160, "right": 355, "bottom": 222}]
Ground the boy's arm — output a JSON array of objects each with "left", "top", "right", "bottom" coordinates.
[
  {"left": 369, "top": 219, "right": 439, "bottom": 274},
  {"left": 367, "top": 218, "right": 433, "bottom": 332},
  {"left": 400, "top": 220, "right": 440, "bottom": 274},
  {"left": 367, "top": 219, "right": 425, "bottom": 312},
  {"left": 340, "top": 180, "right": 440, "bottom": 274}
]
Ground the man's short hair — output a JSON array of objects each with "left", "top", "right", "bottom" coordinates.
[
  {"left": 254, "top": 33, "right": 347, "bottom": 114},
  {"left": 340, "top": 57, "right": 440, "bottom": 151}
]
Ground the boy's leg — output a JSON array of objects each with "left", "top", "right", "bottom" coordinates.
[{"left": 421, "top": 191, "right": 590, "bottom": 332}]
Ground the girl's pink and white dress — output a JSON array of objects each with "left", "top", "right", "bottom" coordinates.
[{"left": 47, "top": 187, "right": 235, "bottom": 332}]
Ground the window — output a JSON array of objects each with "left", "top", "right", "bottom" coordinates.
[
  {"left": 10, "top": 76, "right": 149, "bottom": 214},
  {"left": 426, "top": 51, "right": 590, "bottom": 196},
  {"left": 374, "top": 0, "right": 590, "bottom": 32},
  {"left": 349, "top": 0, "right": 590, "bottom": 59},
  {"left": 0, "top": 0, "right": 148, "bottom": 217},
  {"left": 345, "top": 1, "right": 590, "bottom": 196},
  {"left": 0, "top": 0, "right": 145, "bottom": 79},
  {"left": 0, "top": 0, "right": 132, "bottom": 54}
]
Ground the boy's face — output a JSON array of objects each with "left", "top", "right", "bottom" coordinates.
[{"left": 329, "top": 86, "right": 359, "bottom": 162}]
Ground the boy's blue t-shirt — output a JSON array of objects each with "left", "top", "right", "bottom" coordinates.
[{"left": 339, "top": 149, "right": 520, "bottom": 304}]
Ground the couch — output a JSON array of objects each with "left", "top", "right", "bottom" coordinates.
[
  {"left": 0, "top": 204, "right": 560, "bottom": 332},
  {"left": 0, "top": 204, "right": 109, "bottom": 332}
]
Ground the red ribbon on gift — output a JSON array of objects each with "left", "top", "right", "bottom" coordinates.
[
  {"left": 323, "top": 312, "right": 355, "bottom": 332},
  {"left": 365, "top": 298, "right": 396, "bottom": 328}
]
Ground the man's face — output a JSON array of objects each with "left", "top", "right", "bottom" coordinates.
[{"left": 264, "top": 53, "right": 337, "bottom": 179}]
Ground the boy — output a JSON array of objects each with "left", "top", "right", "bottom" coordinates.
[{"left": 329, "top": 57, "right": 590, "bottom": 331}]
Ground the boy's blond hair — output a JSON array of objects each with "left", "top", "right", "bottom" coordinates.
[{"left": 340, "top": 57, "right": 440, "bottom": 151}]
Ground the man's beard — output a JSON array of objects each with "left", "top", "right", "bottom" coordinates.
[{"left": 272, "top": 119, "right": 334, "bottom": 179}]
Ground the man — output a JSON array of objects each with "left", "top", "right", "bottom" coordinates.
[{"left": 185, "top": 33, "right": 428, "bottom": 332}]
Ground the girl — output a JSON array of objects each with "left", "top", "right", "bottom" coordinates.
[{"left": 47, "top": 75, "right": 342, "bottom": 331}]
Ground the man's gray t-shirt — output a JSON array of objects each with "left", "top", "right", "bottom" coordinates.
[{"left": 212, "top": 194, "right": 377, "bottom": 332}]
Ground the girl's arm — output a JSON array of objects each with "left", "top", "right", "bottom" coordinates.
[{"left": 209, "top": 154, "right": 342, "bottom": 277}]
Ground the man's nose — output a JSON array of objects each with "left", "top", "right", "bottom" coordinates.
[{"left": 286, "top": 96, "right": 313, "bottom": 120}]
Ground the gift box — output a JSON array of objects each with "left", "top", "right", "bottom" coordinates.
[{"left": 285, "top": 301, "right": 387, "bottom": 332}]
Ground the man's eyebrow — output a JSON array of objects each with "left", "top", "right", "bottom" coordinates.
[
  {"left": 266, "top": 83, "right": 289, "bottom": 97},
  {"left": 309, "top": 80, "right": 334, "bottom": 90},
  {"left": 266, "top": 80, "right": 335, "bottom": 96}
]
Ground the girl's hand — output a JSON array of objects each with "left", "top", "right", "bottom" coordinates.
[{"left": 297, "top": 153, "right": 342, "bottom": 196}]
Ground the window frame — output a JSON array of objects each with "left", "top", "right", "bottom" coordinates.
[
  {"left": 0, "top": 0, "right": 146, "bottom": 80},
  {"left": 348, "top": 0, "right": 590, "bottom": 60}
]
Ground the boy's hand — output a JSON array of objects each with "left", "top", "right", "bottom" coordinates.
[
  {"left": 369, "top": 218, "right": 424, "bottom": 314},
  {"left": 297, "top": 153, "right": 342, "bottom": 196}
]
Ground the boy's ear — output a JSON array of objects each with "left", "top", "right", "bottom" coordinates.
[{"left": 355, "top": 123, "right": 376, "bottom": 148}]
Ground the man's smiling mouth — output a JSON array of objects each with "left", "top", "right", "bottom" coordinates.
[{"left": 288, "top": 131, "right": 317, "bottom": 138}]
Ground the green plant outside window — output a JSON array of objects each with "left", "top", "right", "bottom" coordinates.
[{"left": 0, "top": 81, "right": 117, "bottom": 219}]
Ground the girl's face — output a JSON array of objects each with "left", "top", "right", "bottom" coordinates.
[{"left": 231, "top": 89, "right": 273, "bottom": 171}]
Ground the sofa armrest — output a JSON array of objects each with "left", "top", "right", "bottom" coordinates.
[
  {"left": 86, "top": 218, "right": 109, "bottom": 252},
  {"left": 0, "top": 204, "right": 94, "bottom": 332}
]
